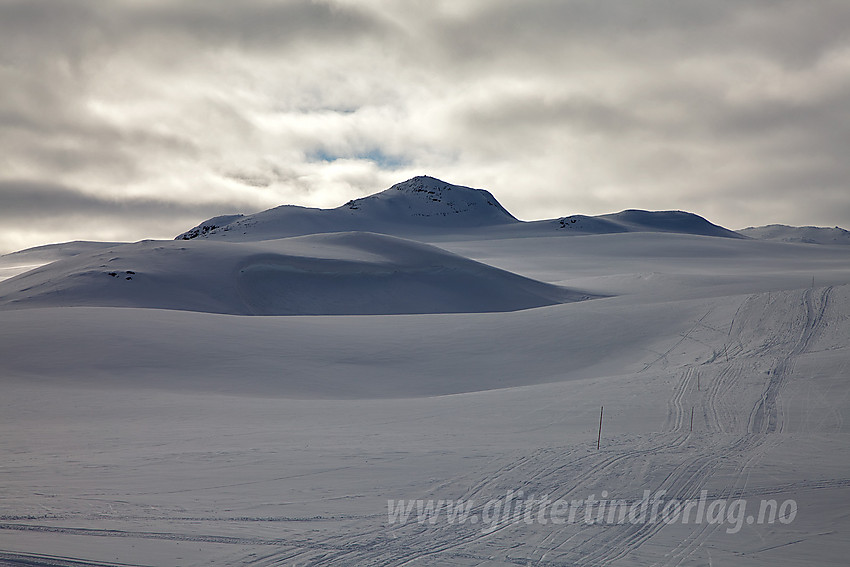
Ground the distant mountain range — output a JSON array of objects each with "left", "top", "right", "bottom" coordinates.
[
  {"left": 176, "top": 176, "right": 745, "bottom": 241},
  {"left": 2, "top": 175, "right": 847, "bottom": 317}
]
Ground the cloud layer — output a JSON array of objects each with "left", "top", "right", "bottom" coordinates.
[{"left": 2, "top": 0, "right": 849, "bottom": 252}]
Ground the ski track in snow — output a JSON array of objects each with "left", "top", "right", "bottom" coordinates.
[
  {"left": 233, "top": 286, "right": 841, "bottom": 566},
  {"left": 1, "top": 288, "right": 833, "bottom": 567}
]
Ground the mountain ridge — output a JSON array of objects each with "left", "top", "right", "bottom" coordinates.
[
  {"left": 176, "top": 176, "right": 518, "bottom": 241},
  {"left": 738, "top": 224, "right": 850, "bottom": 245},
  {"left": 176, "top": 176, "right": 745, "bottom": 242}
]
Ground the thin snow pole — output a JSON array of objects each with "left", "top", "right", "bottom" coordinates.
[
  {"left": 597, "top": 406, "right": 604, "bottom": 450},
  {"left": 690, "top": 406, "right": 694, "bottom": 432}
]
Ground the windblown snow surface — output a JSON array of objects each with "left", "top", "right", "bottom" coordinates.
[{"left": 2, "top": 178, "right": 850, "bottom": 566}]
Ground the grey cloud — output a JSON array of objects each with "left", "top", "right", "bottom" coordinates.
[
  {"left": 1, "top": 0, "right": 849, "bottom": 251},
  {"left": 4, "top": 123, "right": 197, "bottom": 176},
  {"left": 715, "top": 96, "right": 850, "bottom": 149},
  {"left": 457, "top": 93, "right": 644, "bottom": 139},
  {"left": 0, "top": 180, "right": 153, "bottom": 217},
  {"left": 0, "top": 180, "right": 253, "bottom": 221},
  {"left": 0, "top": 179, "right": 269, "bottom": 253},
  {"left": 0, "top": 0, "right": 389, "bottom": 64},
  {"left": 0, "top": 1, "right": 105, "bottom": 65},
  {"left": 126, "top": 1, "right": 389, "bottom": 49},
  {"left": 425, "top": 1, "right": 850, "bottom": 69}
]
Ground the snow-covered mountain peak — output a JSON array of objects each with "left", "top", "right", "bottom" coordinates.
[
  {"left": 391, "top": 175, "right": 456, "bottom": 193},
  {"left": 175, "top": 176, "right": 519, "bottom": 241},
  {"left": 341, "top": 175, "right": 518, "bottom": 224}
]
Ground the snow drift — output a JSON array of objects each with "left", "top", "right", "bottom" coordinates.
[
  {"left": 0, "top": 232, "right": 591, "bottom": 315},
  {"left": 548, "top": 209, "right": 746, "bottom": 239}
]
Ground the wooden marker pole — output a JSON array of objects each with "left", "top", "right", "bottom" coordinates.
[
  {"left": 690, "top": 406, "right": 694, "bottom": 432},
  {"left": 597, "top": 406, "right": 604, "bottom": 450}
]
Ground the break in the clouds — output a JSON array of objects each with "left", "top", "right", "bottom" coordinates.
[{"left": 1, "top": 0, "right": 849, "bottom": 252}]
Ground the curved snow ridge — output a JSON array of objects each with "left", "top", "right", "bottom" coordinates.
[
  {"left": 555, "top": 209, "right": 745, "bottom": 239},
  {"left": 0, "top": 232, "right": 596, "bottom": 316}
]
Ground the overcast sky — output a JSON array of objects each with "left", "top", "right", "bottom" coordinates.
[{"left": 2, "top": 0, "right": 849, "bottom": 253}]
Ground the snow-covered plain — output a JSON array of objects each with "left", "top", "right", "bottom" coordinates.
[{"left": 1, "top": 178, "right": 850, "bottom": 566}]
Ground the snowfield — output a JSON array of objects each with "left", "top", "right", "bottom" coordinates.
[{"left": 1, "top": 177, "right": 849, "bottom": 566}]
